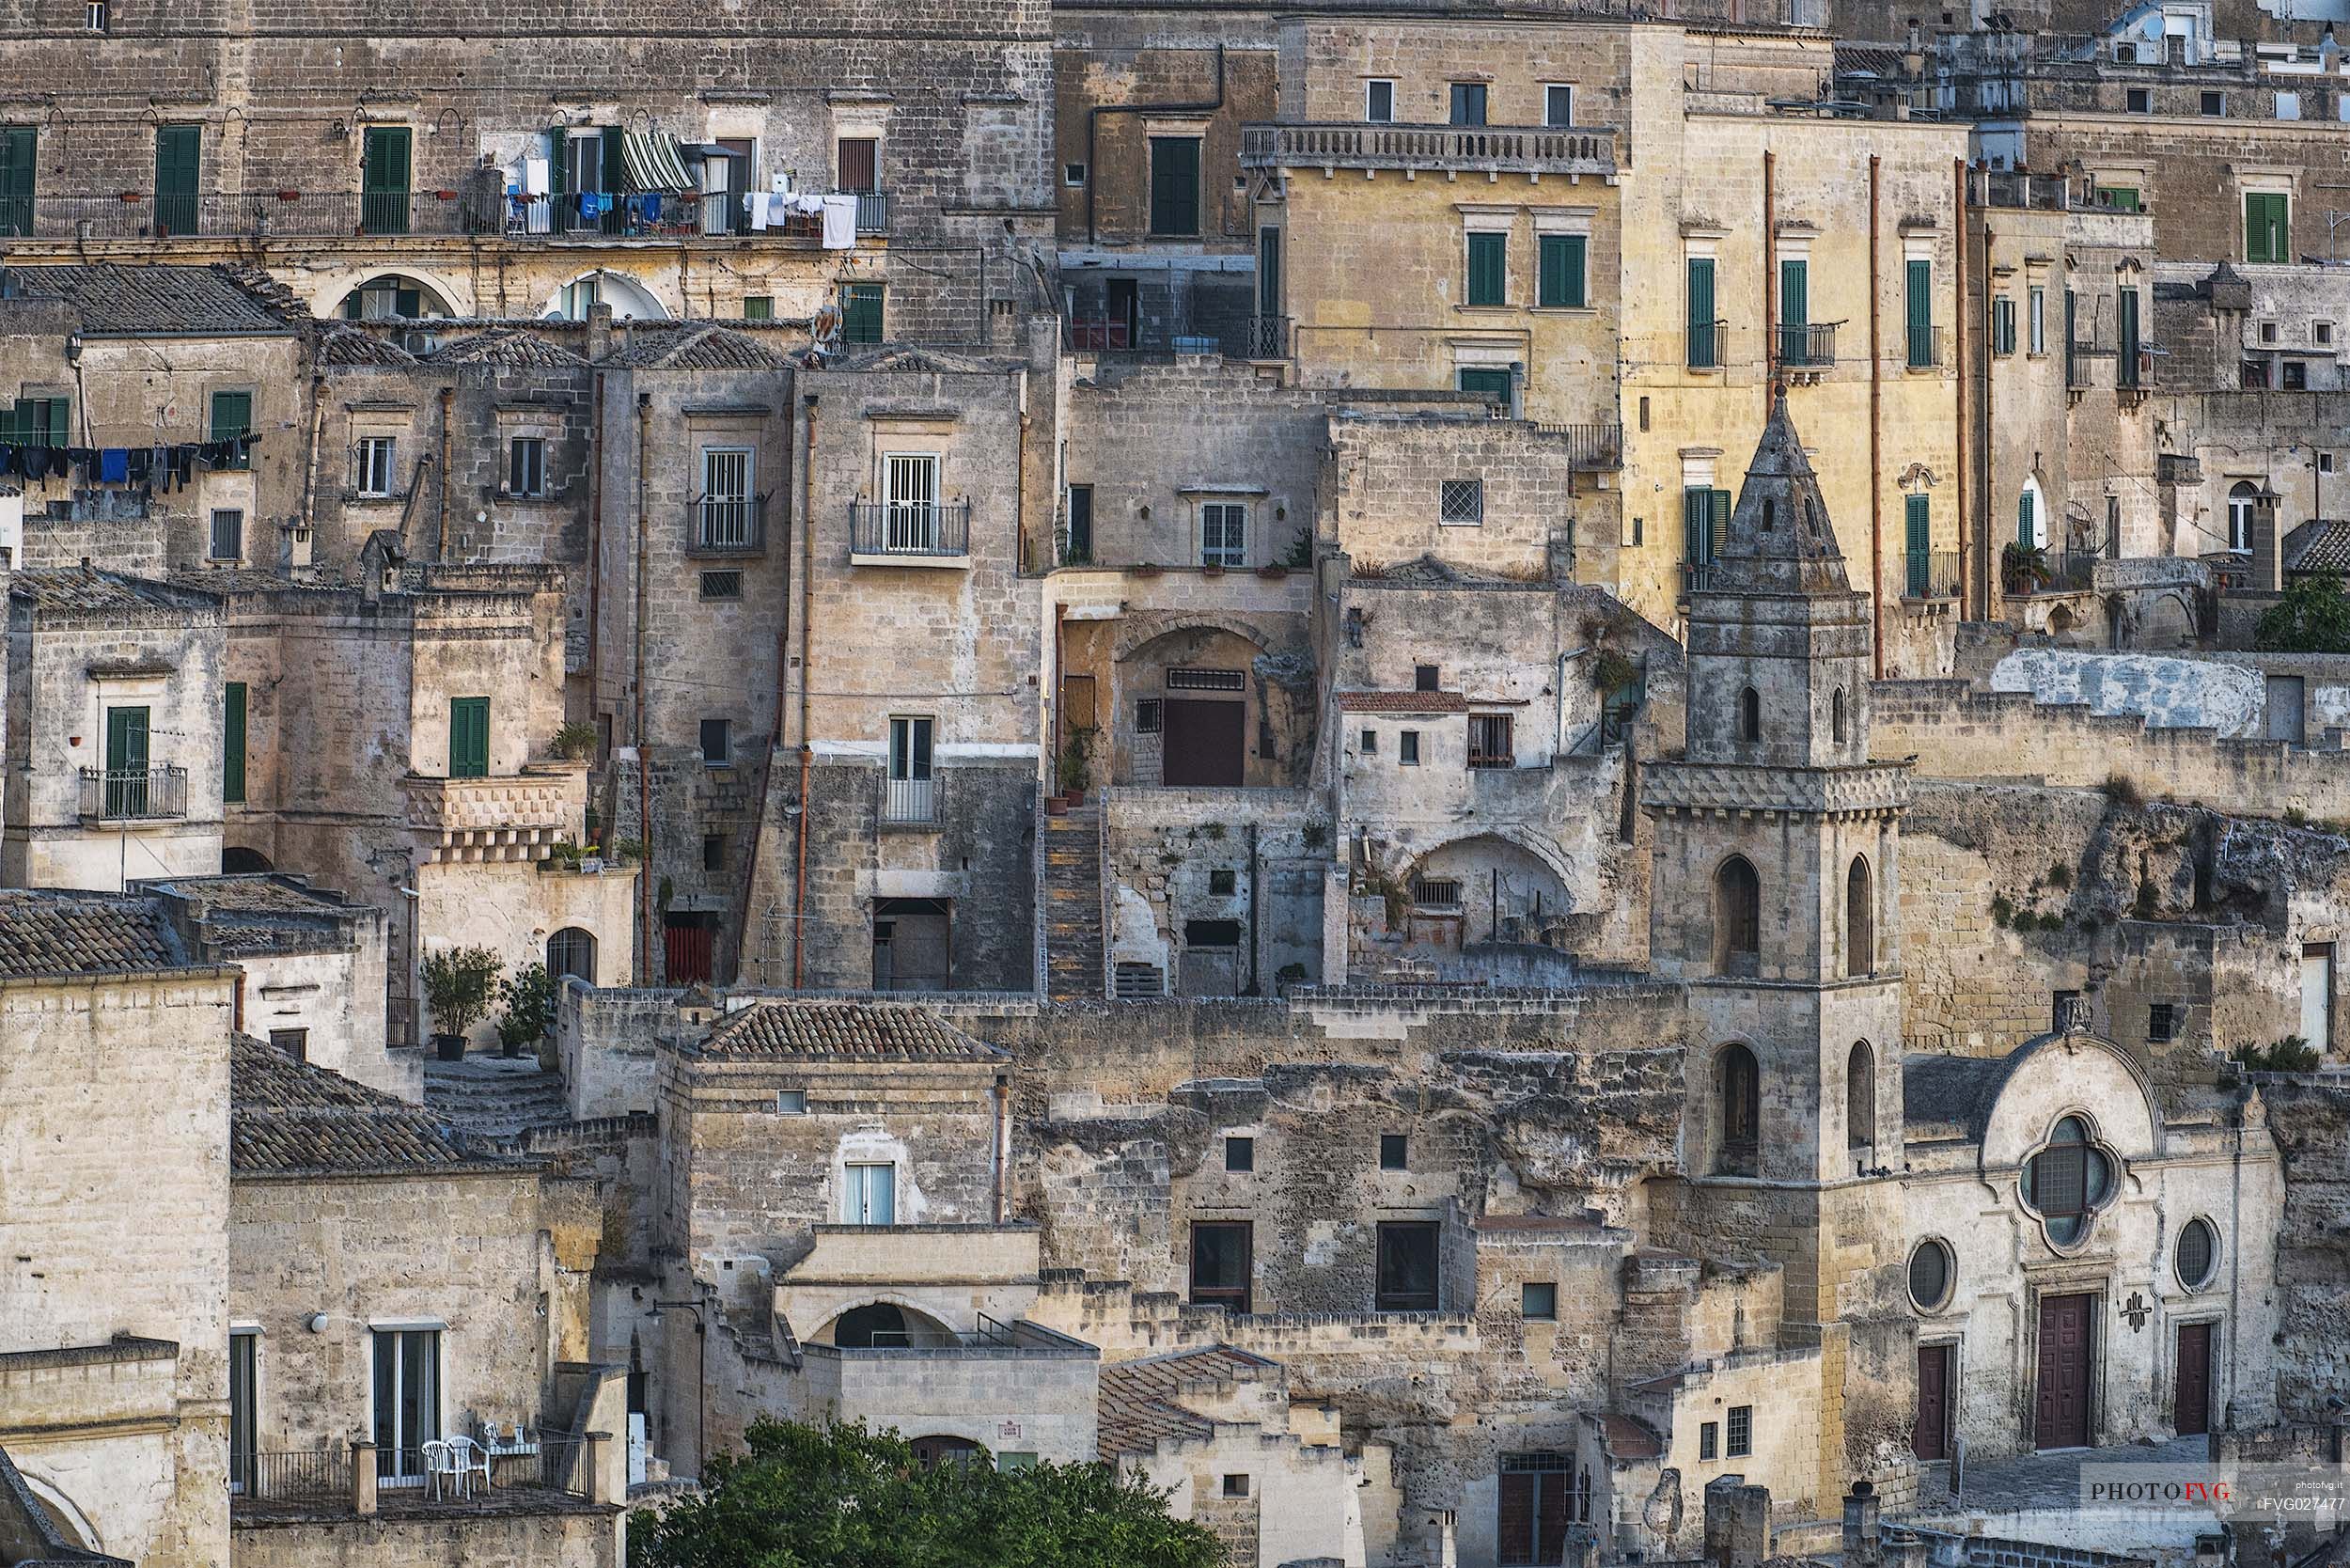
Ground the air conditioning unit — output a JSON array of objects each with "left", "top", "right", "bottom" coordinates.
[{"left": 400, "top": 329, "right": 440, "bottom": 355}]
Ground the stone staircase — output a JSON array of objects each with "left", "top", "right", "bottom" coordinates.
[
  {"left": 423, "top": 1051, "right": 573, "bottom": 1140},
  {"left": 1042, "top": 802, "right": 1106, "bottom": 1002}
]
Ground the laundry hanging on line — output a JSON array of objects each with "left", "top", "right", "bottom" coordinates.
[{"left": 0, "top": 432, "right": 258, "bottom": 492}]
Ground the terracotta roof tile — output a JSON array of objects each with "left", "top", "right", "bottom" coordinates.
[
  {"left": 429, "top": 327, "right": 588, "bottom": 368},
  {"left": 696, "top": 999, "right": 1004, "bottom": 1062},
  {"left": 231, "top": 1036, "right": 518, "bottom": 1176},
  {"left": 1338, "top": 691, "right": 1469, "bottom": 713},
  {"left": 8, "top": 263, "right": 298, "bottom": 335},
  {"left": 0, "top": 890, "right": 191, "bottom": 978},
  {"left": 1097, "top": 1344, "right": 1282, "bottom": 1460},
  {"left": 603, "top": 324, "right": 784, "bottom": 369}
]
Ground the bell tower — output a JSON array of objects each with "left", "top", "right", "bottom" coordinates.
[{"left": 1643, "top": 391, "right": 1918, "bottom": 1503}]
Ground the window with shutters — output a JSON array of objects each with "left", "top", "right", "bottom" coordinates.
[
  {"left": 1497, "top": 1453, "right": 1571, "bottom": 1566},
  {"left": 1466, "top": 713, "right": 1513, "bottom": 769},
  {"left": 2029, "top": 285, "right": 2046, "bottom": 353},
  {"left": 700, "top": 717, "right": 731, "bottom": 766},
  {"left": 1189, "top": 1221, "right": 1251, "bottom": 1312},
  {"left": 742, "top": 295, "right": 774, "bottom": 321},
  {"left": 1415, "top": 665, "right": 1440, "bottom": 692},
  {"left": 0, "top": 127, "right": 36, "bottom": 238},
  {"left": 224, "top": 682, "right": 247, "bottom": 804},
  {"left": 508, "top": 436, "right": 546, "bottom": 497},
  {"left": 2118, "top": 287, "right": 2142, "bottom": 387},
  {"left": 2, "top": 396, "right": 69, "bottom": 446},
  {"left": 1904, "top": 493, "right": 1933, "bottom": 597},
  {"left": 209, "top": 509, "right": 243, "bottom": 562},
  {"left": 2246, "top": 191, "right": 2289, "bottom": 263},
  {"left": 1458, "top": 367, "right": 1512, "bottom": 407},
  {"left": 835, "top": 136, "right": 879, "bottom": 194},
  {"left": 2094, "top": 184, "right": 2141, "bottom": 211},
  {"left": 1543, "top": 84, "right": 1574, "bottom": 127},
  {"left": 1905, "top": 258, "right": 1935, "bottom": 368},
  {"left": 1465, "top": 231, "right": 1507, "bottom": 307},
  {"left": 1149, "top": 137, "right": 1201, "bottom": 236},
  {"left": 154, "top": 123, "right": 202, "bottom": 234},
  {"left": 1449, "top": 83, "right": 1488, "bottom": 125},
  {"left": 210, "top": 390, "right": 253, "bottom": 470},
  {"left": 356, "top": 436, "right": 397, "bottom": 497},
  {"left": 1365, "top": 81, "right": 1396, "bottom": 123},
  {"left": 842, "top": 283, "right": 884, "bottom": 345},
  {"left": 1993, "top": 296, "right": 2017, "bottom": 356},
  {"left": 1537, "top": 233, "right": 1586, "bottom": 308},
  {"left": 1685, "top": 256, "right": 1719, "bottom": 368},
  {"left": 1682, "top": 485, "right": 1729, "bottom": 592},
  {"left": 447, "top": 697, "right": 490, "bottom": 778}
]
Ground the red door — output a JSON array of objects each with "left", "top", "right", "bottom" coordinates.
[
  {"left": 1913, "top": 1343, "right": 1951, "bottom": 1461},
  {"left": 2035, "top": 1294, "right": 2095, "bottom": 1450},
  {"left": 1161, "top": 698, "right": 1245, "bottom": 787},
  {"left": 2174, "top": 1322, "right": 2213, "bottom": 1437}
]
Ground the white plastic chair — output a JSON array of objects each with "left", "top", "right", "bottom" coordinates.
[
  {"left": 421, "top": 1440, "right": 459, "bottom": 1501},
  {"left": 445, "top": 1435, "right": 492, "bottom": 1496}
]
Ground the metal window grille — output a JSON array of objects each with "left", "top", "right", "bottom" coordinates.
[
  {"left": 1413, "top": 878, "right": 1463, "bottom": 907},
  {"left": 1167, "top": 667, "right": 1245, "bottom": 691},
  {"left": 699, "top": 570, "right": 742, "bottom": 600},
  {"left": 1467, "top": 713, "right": 1513, "bottom": 769},
  {"left": 1201, "top": 502, "right": 1246, "bottom": 567},
  {"left": 1440, "top": 478, "right": 1484, "bottom": 525},
  {"left": 1726, "top": 1405, "right": 1752, "bottom": 1457}
]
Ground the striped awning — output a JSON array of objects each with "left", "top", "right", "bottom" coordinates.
[{"left": 620, "top": 132, "right": 697, "bottom": 194}]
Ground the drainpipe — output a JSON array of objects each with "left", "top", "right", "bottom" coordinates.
[
  {"left": 733, "top": 392, "right": 796, "bottom": 987},
  {"left": 587, "top": 370, "right": 605, "bottom": 722},
  {"left": 1762, "top": 149, "right": 1777, "bottom": 416},
  {"left": 1982, "top": 221, "right": 1998, "bottom": 620},
  {"left": 435, "top": 386, "right": 454, "bottom": 560},
  {"left": 1870, "top": 155, "right": 1886, "bottom": 677},
  {"left": 792, "top": 392, "right": 819, "bottom": 992},
  {"left": 1953, "top": 160, "right": 1974, "bottom": 618},
  {"left": 1246, "top": 822, "right": 1261, "bottom": 996},
  {"left": 1087, "top": 46, "right": 1226, "bottom": 246},
  {"left": 634, "top": 392, "right": 652, "bottom": 978},
  {"left": 300, "top": 373, "right": 325, "bottom": 543},
  {"left": 992, "top": 1073, "right": 1011, "bottom": 1223}
]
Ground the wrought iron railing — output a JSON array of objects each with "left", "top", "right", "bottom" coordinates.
[
  {"left": 689, "top": 494, "right": 767, "bottom": 555},
  {"left": 851, "top": 501, "right": 971, "bottom": 558},
  {"left": 1240, "top": 314, "right": 1290, "bottom": 358},
  {"left": 2004, "top": 547, "right": 2102, "bottom": 596},
  {"left": 236, "top": 1448, "right": 352, "bottom": 1503},
  {"left": 1535, "top": 421, "right": 1624, "bottom": 470},
  {"left": 1903, "top": 549, "right": 1964, "bottom": 601},
  {"left": 78, "top": 764, "right": 188, "bottom": 821},
  {"left": 12, "top": 187, "right": 888, "bottom": 242},
  {"left": 1686, "top": 320, "right": 1727, "bottom": 370},
  {"left": 881, "top": 775, "right": 938, "bottom": 825},
  {"left": 1681, "top": 560, "right": 1720, "bottom": 595},
  {"left": 1773, "top": 321, "right": 1838, "bottom": 368}
]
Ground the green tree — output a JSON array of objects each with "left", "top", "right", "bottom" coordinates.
[
  {"left": 2256, "top": 574, "right": 2350, "bottom": 652},
  {"left": 627, "top": 1419, "right": 1221, "bottom": 1568},
  {"left": 495, "top": 961, "right": 557, "bottom": 1054}
]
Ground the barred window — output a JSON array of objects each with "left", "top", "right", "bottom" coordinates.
[
  {"left": 699, "top": 570, "right": 742, "bottom": 600},
  {"left": 1413, "top": 878, "right": 1462, "bottom": 907},
  {"left": 1440, "top": 478, "right": 1484, "bottom": 525},
  {"left": 1726, "top": 1404, "right": 1752, "bottom": 1458},
  {"left": 1467, "top": 713, "right": 1513, "bottom": 769},
  {"left": 1136, "top": 698, "right": 1162, "bottom": 733},
  {"left": 1167, "top": 667, "right": 1246, "bottom": 692}
]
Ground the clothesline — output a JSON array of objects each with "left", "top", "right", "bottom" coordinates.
[{"left": 0, "top": 433, "right": 258, "bottom": 492}]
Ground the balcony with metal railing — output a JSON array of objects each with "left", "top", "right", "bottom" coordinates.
[
  {"left": 1772, "top": 321, "right": 1839, "bottom": 372},
  {"left": 1240, "top": 122, "right": 1617, "bottom": 178},
  {"left": 1531, "top": 422, "right": 1624, "bottom": 471},
  {"left": 1686, "top": 320, "right": 1728, "bottom": 371},
  {"left": 7, "top": 186, "right": 890, "bottom": 243},
  {"left": 1903, "top": 549, "right": 1964, "bottom": 601},
  {"left": 850, "top": 501, "right": 972, "bottom": 565},
  {"left": 78, "top": 765, "right": 188, "bottom": 823},
  {"left": 2003, "top": 545, "right": 2103, "bottom": 597},
  {"left": 1906, "top": 324, "right": 1946, "bottom": 370},
  {"left": 880, "top": 773, "right": 940, "bottom": 827},
  {"left": 688, "top": 494, "right": 767, "bottom": 557},
  {"left": 1681, "top": 560, "right": 1720, "bottom": 596},
  {"left": 232, "top": 1434, "right": 598, "bottom": 1522}
]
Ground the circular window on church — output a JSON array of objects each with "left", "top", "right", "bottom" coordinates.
[
  {"left": 1907, "top": 1238, "right": 1955, "bottom": 1312},
  {"left": 2176, "top": 1217, "right": 2218, "bottom": 1292},
  {"left": 2022, "top": 1114, "right": 2118, "bottom": 1250}
]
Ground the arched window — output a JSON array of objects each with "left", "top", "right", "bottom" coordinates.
[
  {"left": 1847, "top": 1040, "right": 1876, "bottom": 1150},
  {"left": 2227, "top": 480, "right": 2259, "bottom": 553},
  {"left": 1737, "top": 686, "right": 1762, "bottom": 743},
  {"left": 547, "top": 927, "right": 597, "bottom": 985},
  {"left": 1831, "top": 687, "right": 1848, "bottom": 745},
  {"left": 1844, "top": 855, "right": 1872, "bottom": 978},
  {"left": 2176, "top": 1217, "right": 2218, "bottom": 1292},
  {"left": 1715, "top": 856, "right": 1762, "bottom": 977},
  {"left": 337, "top": 274, "right": 452, "bottom": 321},
  {"left": 1716, "top": 1043, "right": 1761, "bottom": 1176},
  {"left": 833, "top": 1303, "right": 912, "bottom": 1348},
  {"left": 2024, "top": 1115, "right": 2116, "bottom": 1247},
  {"left": 1762, "top": 498, "right": 1778, "bottom": 532}
]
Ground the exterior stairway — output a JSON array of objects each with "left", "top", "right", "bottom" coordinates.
[
  {"left": 1042, "top": 802, "right": 1106, "bottom": 1002},
  {"left": 423, "top": 1051, "right": 572, "bottom": 1140}
]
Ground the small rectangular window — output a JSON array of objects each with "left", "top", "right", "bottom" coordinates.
[
  {"left": 1375, "top": 1220, "right": 1440, "bottom": 1311},
  {"left": 1449, "top": 83, "right": 1488, "bottom": 126},
  {"left": 1209, "top": 869, "right": 1237, "bottom": 897},
  {"left": 357, "top": 435, "right": 398, "bottom": 496},
  {"left": 1467, "top": 713, "right": 1513, "bottom": 770},
  {"left": 1727, "top": 1405, "right": 1752, "bottom": 1457},
  {"left": 775, "top": 1089, "right": 807, "bottom": 1114},
  {"left": 2322, "top": 452, "right": 2337, "bottom": 475},
  {"left": 2261, "top": 320, "right": 2280, "bottom": 344},
  {"left": 2201, "top": 89, "right": 2225, "bottom": 116},
  {"left": 1222, "top": 1473, "right": 1250, "bottom": 1498},
  {"left": 1136, "top": 698, "right": 1162, "bottom": 734},
  {"left": 1400, "top": 729, "right": 1420, "bottom": 765},
  {"left": 742, "top": 296, "right": 773, "bottom": 321},
  {"left": 1063, "top": 163, "right": 1088, "bottom": 187},
  {"left": 2148, "top": 1002, "right": 2177, "bottom": 1043},
  {"left": 1201, "top": 501, "right": 1246, "bottom": 567},
  {"left": 1225, "top": 1135, "right": 1254, "bottom": 1172},
  {"left": 2029, "top": 286, "right": 2046, "bottom": 354},
  {"left": 702, "top": 833, "right": 726, "bottom": 872},
  {"left": 1538, "top": 233, "right": 1587, "bottom": 309},
  {"left": 1440, "top": 478, "right": 1484, "bottom": 525},
  {"left": 2128, "top": 86, "right": 2153, "bottom": 113},
  {"left": 1379, "top": 1133, "right": 1408, "bottom": 1169},
  {"left": 2278, "top": 90, "right": 2302, "bottom": 120},
  {"left": 2317, "top": 321, "right": 2336, "bottom": 346},
  {"left": 86, "top": 0, "right": 107, "bottom": 29},
  {"left": 2285, "top": 360, "right": 2309, "bottom": 390},
  {"left": 1365, "top": 80, "right": 1396, "bottom": 123},
  {"left": 208, "top": 508, "right": 243, "bottom": 561},
  {"left": 700, "top": 717, "right": 731, "bottom": 765},
  {"left": 1190, "top": 1221, "right": 1251, "bottom": 1312},
  {"left": 1521, "top": 1281, "right": 1557, "bottom": 1321},
  {"left": 1544, "top": 84, "right": 1574, "bottom": 127},
  {"left": 508, "top": 435, "right": 545, "bottom": 496},
  {"left": 268, "top": 1028, "right": 307, "bottom": 1060},
  {"left": 1360, "top": 728, "right": 1378, "bottom": 755},
  {"left": 1700, "top": 1422, "right": 1719, "bottom": 1461},
  {"left": 1064, "top": 483, "right": 1093, "bottom": 564},
  {"left": 1415, "top": 665, "right": 1440, "bottom": 692},
  {"left": 699, "top": 570, "right": 742, "bottom": 600}
]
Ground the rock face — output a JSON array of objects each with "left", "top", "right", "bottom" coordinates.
[{"left": 2253, "top": 1076, "right": 2350, "bottom": 1422}]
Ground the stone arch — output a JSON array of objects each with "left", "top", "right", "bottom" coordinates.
[
  {"left": 1111, "top": 611, "right": 1277, "bottom": 665},
  {"left": 222, "top": 845, "right": 273, "bottom": 874},
  {"left": 1112, "top": 619, "right": 1307, "bottom": 788},
  {"left": 1403, "top": 830, "right": 1577, "bottom": 947},
  {"left": 540, "top": 268, "right": 669, "bottom": 321},
  {"left": 333, "top": 272, "right": 457, "bottom": 321},
  {"left": 1847, "top": 1039, "right": 1876, "bottom": 1150},
  {"left": 1844, "top": 854, "right": 1873, "bottom": 978},
  {"left": 809, "top": 1298, "right": 958, "bottom": 1348}
]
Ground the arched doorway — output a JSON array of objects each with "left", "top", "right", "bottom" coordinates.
[
  {"left": 910, "top": 1435, "right": 980, "bottom": 1469},
  {"left": 1846, "top": 1040, "right": 1876, "bottom": 1151},
  {"left": 1844, "top": 855, "right": 1872, "bottom": 978},
  {"left": 542, "top": 270, "right": 669, "bottom": 321},
  {"left": 2228, "top": 480, "right": 2260, "bottom": 553},
  {"left": 547, "top": 927, "right": 597, "bottom": 985},
  {"left": 222, "top": 846, "right": 273, "bottom": 874},
  {"left": 819, "top": 1301, "right": 954, "bottom": 1349}
]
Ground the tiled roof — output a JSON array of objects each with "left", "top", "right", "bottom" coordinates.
[
  {"left": 1097, "top": 1345, "right": 1282, "bottom": 1460},
  {"left": 0, "top": 891, "right": 190, "bottom": 978},
  {"left": 695, "top": 1000, "right": 1004, "bottom": 1062},
  {"left": 2283, "top": 519, "right": 2350, "bottom": 576},
  {"left": 8, "top": 263, "right": 297, "bottom": 336},
  {"left": 9, "top": 566, "right": 217, "bottom": 614},
  {"left": 603, "top": 324, "right": 784, "bottom": 369},
  {"left": 429, "top": 327, "right": 588, "bottom": 368},
  {"left": 834, "top": 345, "right": 1003, "bottom": 376},
  {"left": 231, "top": 1036, "right": 514, "bottom": 1177},
  {"left": 317, "top": 326, "right": 419, "bottom": 367},
  {"left": 1338, "top": 690, "right": 1469, "bottom": 713},
  {"left": 1835, "top": 42, "right": 1909, "bottom": 75}
]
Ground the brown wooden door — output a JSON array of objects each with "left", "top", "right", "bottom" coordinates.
[
  {"left": 1913, "top": 1343, "right": 1951, "bottom": 1461},
  {"left": 2035, "top": 1294, "right": 2095, "bottom": 1450},
  {"left": 1161, "top": 698, "right": 1245, "bottom": 786},
  {"left": 2174, "top": 1322, "right": 2213, "bottom": 1437}
]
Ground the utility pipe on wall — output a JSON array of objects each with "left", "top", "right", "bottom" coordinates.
[
  {"left": 1953, "top": 159, "right": 1974, "bottom": 619},
  {"left": 1869, "top": 155, "right": 1886, "bottom": 679},
  {"left": 634, "top": 392, "right": 652, "bottom": 977},
  {"left": 792, "top": 392, "right": 819, "bottom": 992}
]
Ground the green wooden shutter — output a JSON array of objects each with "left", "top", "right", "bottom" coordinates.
[
  {"left": 0, "top": 127, "right": 32, "bottom": 237},
  {"left": 1905, "top": 259, "right": 1933, "bottom": 368},
  {"left": 1779, "top": 258, "right": 1809, "bottom": 364},
  {"left": 2247, "top": 193, "right": 2287, "bottom": 263},
  {"left": 2018, "top": 489, "right": 2035, "bottom": 548},
  {"left": 106, "top": 706, "right": 149, "bottom": 774},
  {"left": 361, "top": 126, "right": 412, "bottom": 235},
  {"left": 1686, "top": 258, "right": 1716, "bottom": 368},
  {"left": 449, "top": 697, "right": 490, "bottom": 778},
  {"left": 1904, "top": 494, "right": 1931, "bottom": 597},
  {"left": 1540, "top": 234, "right": 1586, "bottom": 308},
  {"left": 1683, "top": 488, "right": 1709, "bottom": 567},
  {"left": 843, "top": 283, "right": 884, "bottom": 344},
  {"left": 224, "top": 682, "right": 247, "bottom": 804},
  {"left": 211, "top": 390, "right": 253, "bottom": 470},
  {"left": 15, "top": 397, "right": 67, "bottom": 446},
  {"left": 2118, "top": 288, "right": 2140, "bottom": 386},
  {"left": 154, "top": 124, "right": 200, "bottom": 236},
  {"left": 1149, "top": 137, "right": 1200, "bottom": 236},
  {"left": 1713, "top": 490, "right": 1732, "bottom": 557},
  {"left": 1466, "top": 232, "right": 1506, "bottom": 306},
  {"left": 548, "top": 127, "right": 567, "bottom": 204}
]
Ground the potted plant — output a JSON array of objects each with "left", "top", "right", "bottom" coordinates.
[
  {"left": 495, "top": 962, "right": 556, "bottom": 1060},
  {"left": 2003, "top": 541, "right": 2053, "bottom": 595},
  {"left": 421, "top": 946, "right": 503, "bottom": 1061},
  {"left": 550, "top": 721, "right": 598, "bottom": 761},
  {"left": 1057, "top": 727, "right": 1096, "bottom": 805}
]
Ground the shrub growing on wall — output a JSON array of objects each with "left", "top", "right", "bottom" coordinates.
[{"left": 2256, "top": 574, "right": 2350, "bottom": 652}]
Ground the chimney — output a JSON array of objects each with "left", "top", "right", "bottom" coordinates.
[
  {"left": 586, "top": 301, "right": 615, "bottom": 362},
  {"left": 2250, "top": 485, "right": 2283, "bottom": 593},
  {"left": 1842, "top": 1481, "right": 1883, "bottom": 1567}
]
